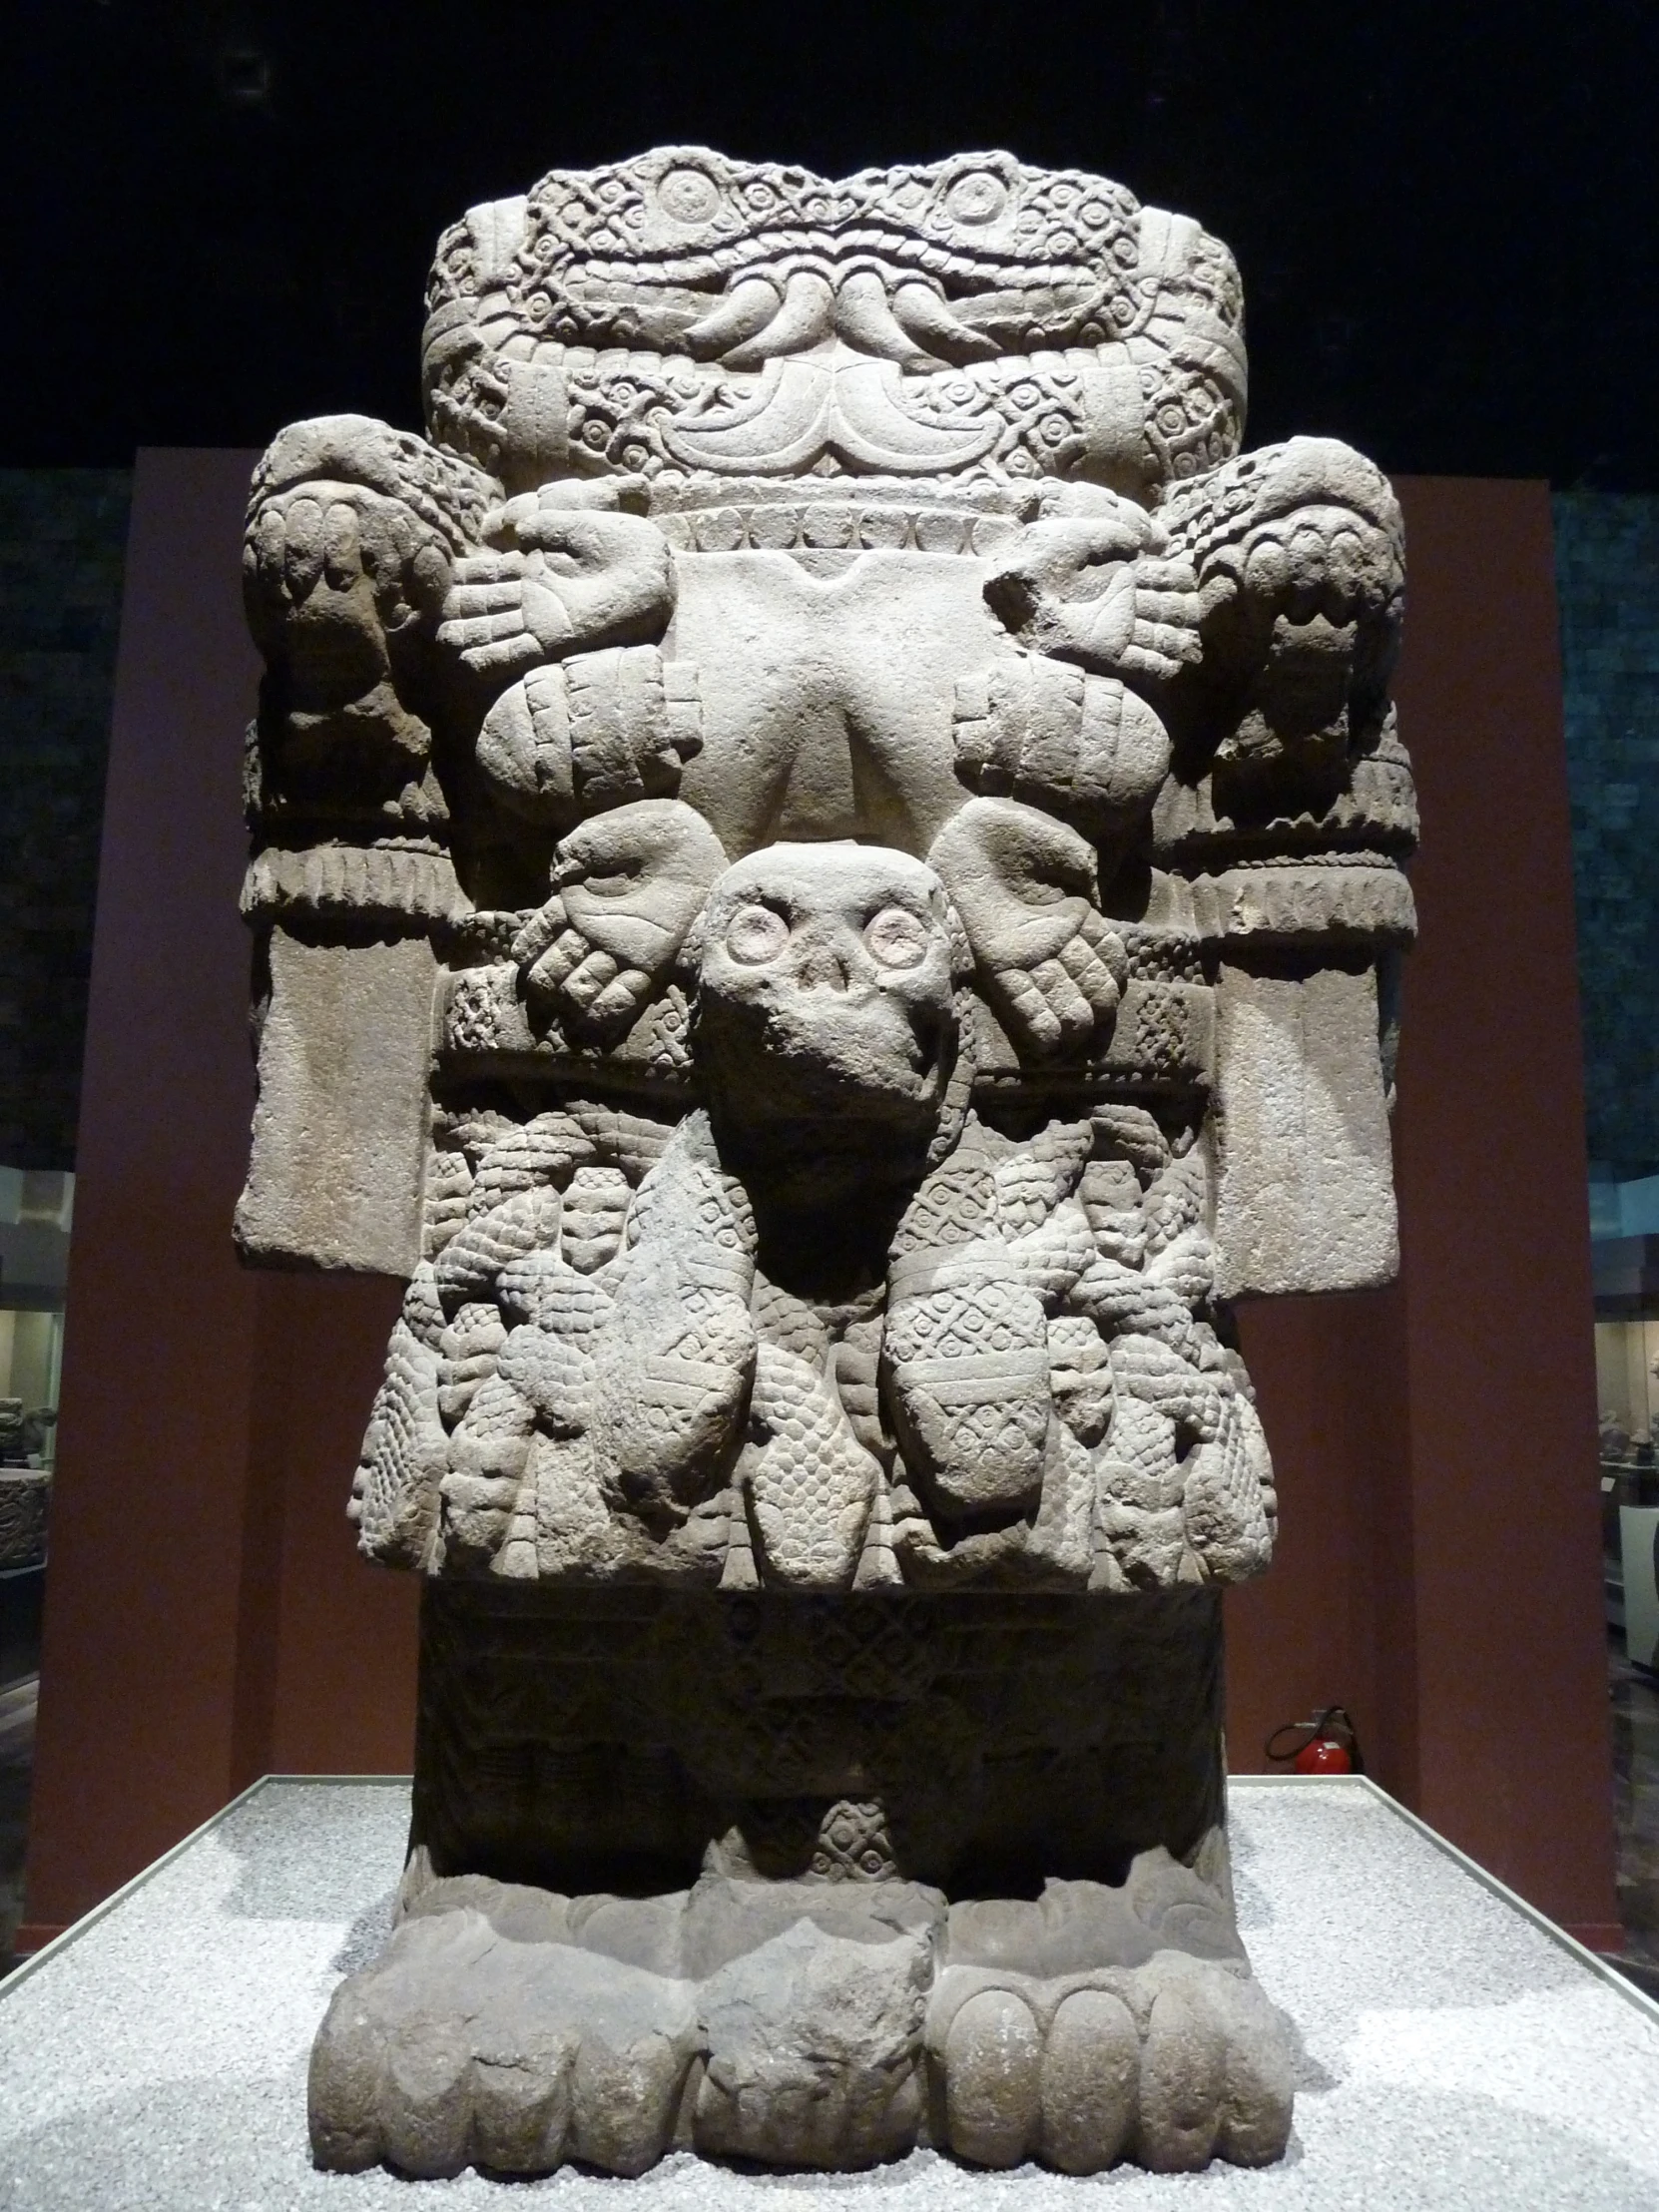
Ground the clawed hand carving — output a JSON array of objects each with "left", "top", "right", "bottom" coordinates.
[
  {"left": 438, "top": 491, "right": 675, "bottom": 685},
  {"left": 511, "top": 800, "right": 727, "bottom": 1038},
  {"left": 1211, "top": 505, "right": 1401, "bottom": 740},
  {"left": 930, "top": 799, "right": 1126, "bottom": 1058},
  {"left": 246, "top": 482, "right": 451, "bottom": 671}
]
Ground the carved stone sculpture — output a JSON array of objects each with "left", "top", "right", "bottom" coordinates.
[
  {"left": 0, "top": 1399, "right": 54, "bottom": 1570},
  {"left": 237, "top": 148, "right": 1412, "bottom": 2179}
]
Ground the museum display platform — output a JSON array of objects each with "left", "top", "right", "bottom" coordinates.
[{"left": 2, "top": 1776, "right": 1656, "bottom": 2209}]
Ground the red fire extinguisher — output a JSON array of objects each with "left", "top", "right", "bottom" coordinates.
[{"left": 1264, "top": 1705, "right": 1365, "bottom": 1774}]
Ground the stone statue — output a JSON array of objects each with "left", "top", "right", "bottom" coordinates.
[
  {"left": 237, "top": 149, "right": 1412, "bottom": 2179},
  {"left": 0, "top": 1396, "right": 53, "bottom": 1571}
]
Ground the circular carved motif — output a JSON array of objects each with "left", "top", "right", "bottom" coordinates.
[
  {"left": 656, "top": 166, "right": 722, "bottom": 226},
  {"left": 944, "top": 169, "right": 1008, "bottom": 225}
]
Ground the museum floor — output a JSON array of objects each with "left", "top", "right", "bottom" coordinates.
[
  {"left": 6, "top": 1773, "right": 1659, "bottom": 2207},
  {"left": 3, "top": 1642, "right": 1659, "bottom": 1986},
  {"left": 0, "top": 1670, "right": 34, "bottom": 1974}
]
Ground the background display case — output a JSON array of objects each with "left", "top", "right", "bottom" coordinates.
[
  {"left": 0, "top": 1169, "right": 71, "bottom": 1685},
  {"left": 1594, "top": 1227, "right": 1659, "bottom": 1671},
  {"left": 0, "top": 1168, "right": 71, "bottom": 1960}
]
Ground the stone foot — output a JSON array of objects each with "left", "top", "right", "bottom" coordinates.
[
  {"left": 309, "top": 1862, "right": 1292, "bottom": 2179},
  {"left": 308, "top": 1903, "right": 700, "bottom": 2177},
  {"left": 309, "top": 1869, "right": 939, "bottom": 2178},
  {"left": 927, "top": 1949, "right": 1293, "bottom": 2173}
]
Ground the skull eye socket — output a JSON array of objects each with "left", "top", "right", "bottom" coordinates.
[
  {"left": 865, "top": 906, "right": 929, "bottom": 970},
  {"left": 726, "top": 903, "right": 789, "bottom": 965}
]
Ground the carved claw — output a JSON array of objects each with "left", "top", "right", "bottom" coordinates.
[
  {"left": 309, "top": 1908, "right": 699, "bottom": 2177},
  {"left": 243, "top": 478, "right": 452, "bottom": 810},
  {"left": 926, "top": 1949, "right": 1294, "bottom": 2174},
  {"left": 1158, "top": 438, "right": 1406, "bottom": 802},
  {"left": 929, "top": 799, "right": 1126, "bottom": 1060},
  {"left": 512, "top": 800, "right": 728, "bottom": 1039},
  {"left": 1206, "top": 504, "right": 1401, "bottom": 688},
  {"left": 252, "top": 490, "right": 451, "bottom": 687}
]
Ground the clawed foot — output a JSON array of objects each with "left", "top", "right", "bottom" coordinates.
[
  {"left": 928, "top": 1950, "right": 1293, "bottom": 2174},
  {"left": 309, "top": 1863, "right": 1293, "bottom": 2180},
  {"left": 309, "top": 1904, "right": 700, "bottom": 2178},
  {"left": 309, "top": 1873, "right": 933, "bottom": 2178}
]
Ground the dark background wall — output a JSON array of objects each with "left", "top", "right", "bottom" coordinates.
[
  {"left": 20, "top": 454, "right": 1620, "bottom": 1947},
  {"left": 7, "top": 5, "right": 1658, "bottom": 492},
  {"left": 0, "top": 472, "right": 130, "bottom": 1169}
]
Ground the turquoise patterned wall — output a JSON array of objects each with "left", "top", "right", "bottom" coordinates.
[
  {"left": 0, "top": 471, "right": 131, "bottom": 1169},
  {"left": 1554, "top": 492, "right": 1659, "bottom": 1176}
]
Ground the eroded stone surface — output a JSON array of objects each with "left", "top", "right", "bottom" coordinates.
[
  {"left": 310, "top": 1851, "right": 1292, "bottom": 2177},
  {"left": 238, "top": 145, "right": 1411, "bottom": 2178}
]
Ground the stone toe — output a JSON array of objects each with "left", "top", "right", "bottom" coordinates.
[
  {"left": 1038, "top": 1984, "right": 1139, "bottom": 2173},
  {"left": 940, "top": 1985, "right": 1043, "bottom": 2166}
]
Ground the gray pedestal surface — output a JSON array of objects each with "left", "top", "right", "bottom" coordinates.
[{"left": 2, "top": 1775, "right": 1657, "bottom": 2209}]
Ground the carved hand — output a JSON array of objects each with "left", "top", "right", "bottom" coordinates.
[
  {"left": 983, "top": 504, "right": 1201, "bottom": 688},
  {"left": 1210, "top": 516, "right": 1400, "bottom": 721},
  {"left": 438, "top": 496, "right": 675, "bottom": 684},
  {"left": 511, "top": 799, "right": 728, "bottom": 1038},
  {"left": 930, "top": 798, "right": 1126, "bottom": 1058}
]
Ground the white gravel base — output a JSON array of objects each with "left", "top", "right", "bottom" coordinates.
[{"left": 3, "top": 1776, "right": 1658, "bottom": 2209}]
